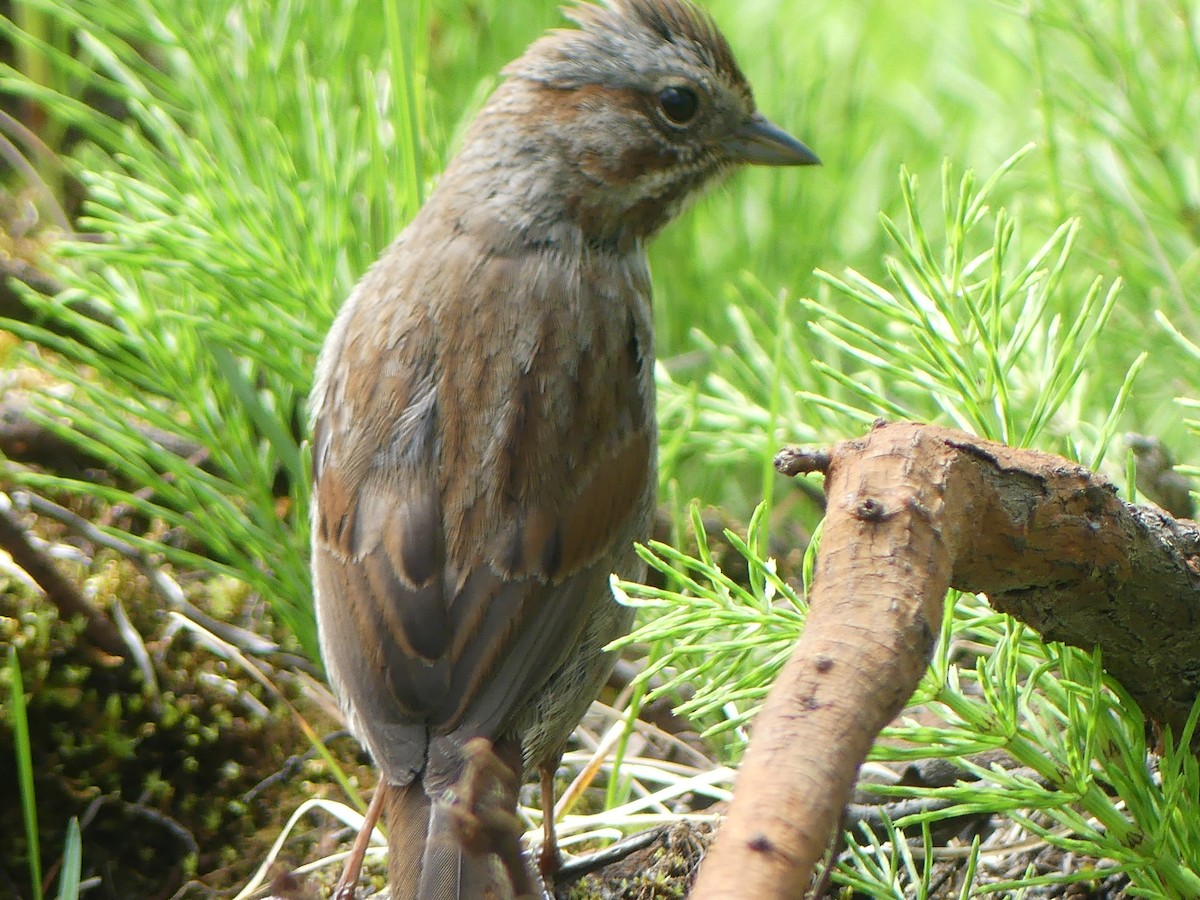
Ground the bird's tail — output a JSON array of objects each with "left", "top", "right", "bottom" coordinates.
[{"left": 384, "top": 780, "right": 513, "bottom": 900}]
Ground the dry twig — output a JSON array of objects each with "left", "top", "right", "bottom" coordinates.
[{"left": 692, "top": 420, "right": 1200, "bottom": 899}]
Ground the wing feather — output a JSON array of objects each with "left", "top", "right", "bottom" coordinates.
[{"left": 312, "top": 218, "right": 654, "bottom": 787}]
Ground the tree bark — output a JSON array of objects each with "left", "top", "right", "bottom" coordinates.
[{"left": 690, "top": 420, "right": 1200, "bottom": 899}]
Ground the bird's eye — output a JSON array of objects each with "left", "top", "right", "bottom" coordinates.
[{"left": 657, "top": 86, "right": 699, "bottom": 124}]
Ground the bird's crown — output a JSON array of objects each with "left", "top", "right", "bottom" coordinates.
[{"left": 505, "top": 0, "right": 751, "bottom": 102}]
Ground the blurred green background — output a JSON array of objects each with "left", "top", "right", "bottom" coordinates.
[{"left": 1, "top": 0, "right": 1196, "bottom": 732}]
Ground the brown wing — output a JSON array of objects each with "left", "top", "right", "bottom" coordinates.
[{"left": 311, "top": 217, "right": 655, "bottom": 786}]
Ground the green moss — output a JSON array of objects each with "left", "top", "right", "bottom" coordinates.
[{"left": 0, "top": 538, "right": 344, "bottom": 896}]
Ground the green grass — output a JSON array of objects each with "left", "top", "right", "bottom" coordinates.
[
  {"left": 7, "top": 644, "right": 84, "bottom": 900},
  {"left": 3, "top": 0, "right": 1200, "bottom": 895}
]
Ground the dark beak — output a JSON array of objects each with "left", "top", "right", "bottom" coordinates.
[{"left": 725, "top": 113, "right": 820, "bottom": 167}]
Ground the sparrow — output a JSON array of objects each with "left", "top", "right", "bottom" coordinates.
[{"left": 309, "top": 1, "right": 817, "bottom": 896}]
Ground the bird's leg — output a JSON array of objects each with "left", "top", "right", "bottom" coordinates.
[
  {"left": 538, "top": 761, "right": 561, "bottom": 888},
  {"left": 332, "top": 784, "right": 387, "bottom": 900},
  {"left": 451, "top": 737, "right": 536, "bottom": 897}
]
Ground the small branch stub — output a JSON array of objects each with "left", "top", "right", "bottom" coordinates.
[{"left": 774, "top": 445, "right": 831, "bottom": 477}]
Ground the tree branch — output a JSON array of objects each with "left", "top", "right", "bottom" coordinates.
[
  {"left": 691, "top": 420, "right": 1200, "bottom": 899},
  {"left": 0, "top": 495, "right": 128, "bottom": 658}
]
